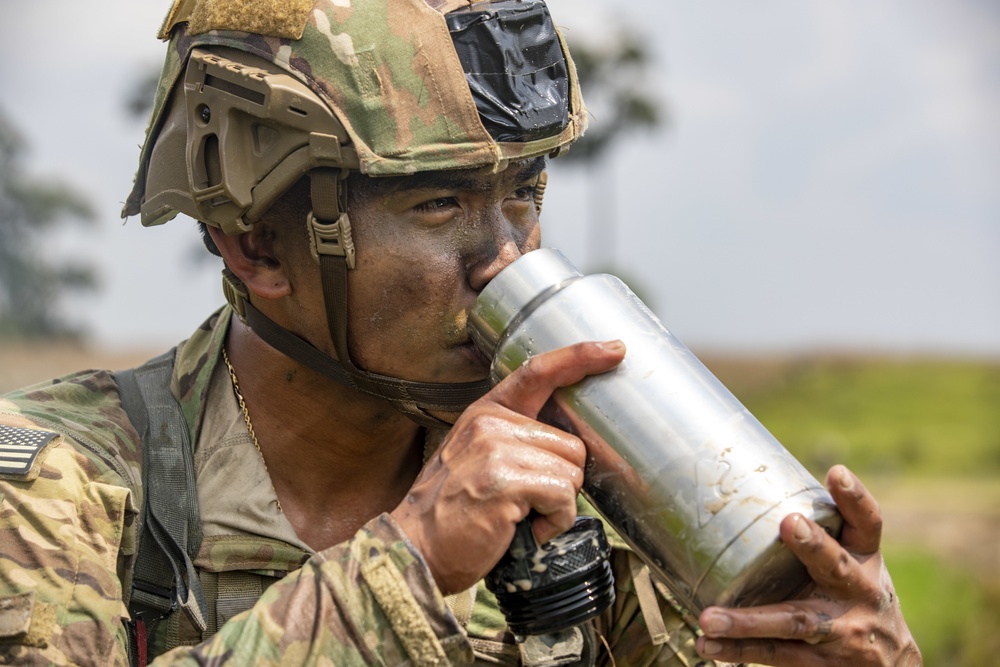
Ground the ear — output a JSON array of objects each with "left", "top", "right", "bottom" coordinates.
[{"left": 207, "top": 224, "right": 292, "bottom": 300}]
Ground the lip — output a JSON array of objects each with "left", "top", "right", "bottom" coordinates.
[{"left": 456, "top": 340, "right": 493, "bottom": 371}]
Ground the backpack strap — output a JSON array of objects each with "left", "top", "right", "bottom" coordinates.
[{"left": 115, "top": 349, "right": 209, "bottom": 663}]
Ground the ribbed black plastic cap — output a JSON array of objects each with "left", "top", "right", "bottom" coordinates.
[{"left": 486, "top": 516, "right": 616, "bottom": 637}]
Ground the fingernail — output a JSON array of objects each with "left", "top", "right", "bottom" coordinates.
[
  {"left": 837, "top": 466, "right": 855, "bottom": 491},
  {"left": 702, "top": 611, "right": 732, "bottom": 635},
  {"left": 702, "top": 639, "right": 723, "bottom": 656},
  {"left": 793, "top": 514, "right": 813, "bottom": 543},
  {"left": 597, "top": 340, "right": 626, "bottom": 353}
]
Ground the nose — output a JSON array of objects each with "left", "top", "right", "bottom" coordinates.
[
  {"left": 468, "top": 235, "right": 523, "bottom": 292},
  {"left": 467, "top": 203, "right": 534, "bottom": 292}
]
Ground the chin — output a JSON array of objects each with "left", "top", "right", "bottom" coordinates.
[
  {"left": 451, "top": 342, "right": 493, "bottom": 378},
  {"left": 404, "top": 344, "right": 491, "bottom": 386},
  {"left": 366, "top": 345, "right": 489, "bottom": 385}
]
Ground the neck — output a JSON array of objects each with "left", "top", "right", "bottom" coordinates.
[{"left": 224, "top": 315, "right": 425, "bottom": 550}]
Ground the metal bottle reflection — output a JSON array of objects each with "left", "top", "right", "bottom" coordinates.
[{"left": 469, "top": 248, "right": 842, "bottom": 614}]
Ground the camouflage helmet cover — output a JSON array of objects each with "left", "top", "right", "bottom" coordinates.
[{"left": 123, "top": 0, "right": 587, "bottom": 229}]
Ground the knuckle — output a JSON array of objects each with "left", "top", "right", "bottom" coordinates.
[
  {"left": 790, "top": 609, "right": 815, "bottom": 636},
  {"left": 565, "top": 464, "right": 584, "bottom": 489},
  {"left": 461, "top": 412, "right": 506, "bottom": 445},
  {"left": 562, "top": 476, "right": 581, "bottom": 500},
  {"left": 541, "top": 476, "right": 579, "bottom": 510},
  {"left": 841, "top": 619, "right": 878, "bottom": 654},
  {"left": 869, "top": 512, "right": 884, "bottom": 535},
  {"left": 853, "top": 642, "right": 882, "bottom": 666},
  {"left": 825, "top": 550, "right": 854, "bottom": 580},
  {"left": 519, "top": 353, "right": 547, "bottom": 379},
  {"left": 853, "top": 568, "right": 891, "bottom": 606},
  {"left": 468, "top": 441, "right": 511, "bottom": 491},
  {"left": 465, "top": 410, "right": 498, "bottom": 433},
  {"left": 481, "top": 456, "right": 506, "bottom": 491}
]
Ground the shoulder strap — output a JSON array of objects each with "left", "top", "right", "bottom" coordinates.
[{"left": 116, "top": 350, "right": 209, "bottom": 640}]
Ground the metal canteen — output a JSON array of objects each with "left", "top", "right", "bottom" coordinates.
[{"left": 468, "top": 248, "right": 843, "bottom": 613}]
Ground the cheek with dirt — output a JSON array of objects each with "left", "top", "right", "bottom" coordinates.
[{"left": 349, "top": 254, "right": 468, "bottom": 377}]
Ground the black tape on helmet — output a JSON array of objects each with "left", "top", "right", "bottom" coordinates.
[{"left": 447, "top": 0, "right": 571, "bottom": 143}]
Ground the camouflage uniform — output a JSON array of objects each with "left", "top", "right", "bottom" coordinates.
[{"left": 0, "top": 307, "right": 709, "bottom": 666}]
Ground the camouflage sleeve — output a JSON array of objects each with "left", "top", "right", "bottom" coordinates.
[
  {"left": 2, "top": 440, "right": 472, "bottom": 667},
  {"left": 153, "top": 514, "right": 473, "bottom": 666},
  {"left": 0, "top": 428, "right": 134, "bottom": 666}
]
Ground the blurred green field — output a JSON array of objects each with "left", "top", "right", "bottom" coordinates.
[
  {"left": 705, "top": 355, "right": 1000, "bottom": 666},
  {"left": 725, "top": 356, "right": 1000, "bottom": 477}
]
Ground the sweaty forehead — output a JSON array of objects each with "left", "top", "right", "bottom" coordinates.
[{"left": 352, "top": 157, "right": 546, "bottom": 199}]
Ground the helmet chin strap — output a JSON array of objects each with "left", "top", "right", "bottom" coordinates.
[{"left": 221, "top": 168, "right": 490, "bottom": 429}]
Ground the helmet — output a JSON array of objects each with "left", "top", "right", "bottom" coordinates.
[
  {"left": 124, "top": 0, "right": 586, "bottom": 230},
  {"left": 123, "top": 0, "right": 587, "bottom": 425}
]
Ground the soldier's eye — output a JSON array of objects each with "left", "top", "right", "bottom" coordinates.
[
  {"left": 415, "top": 197, "right": 458, "bottom": 212},
  {"left": 512, "top": 185, "right": 537, "bottom": 201}
]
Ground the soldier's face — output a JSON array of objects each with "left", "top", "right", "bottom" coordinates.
[{"left": 338, "top": 159, "right": 544, "bottom": 383}]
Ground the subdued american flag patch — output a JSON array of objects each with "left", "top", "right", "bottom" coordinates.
[{"left": 0, "top": 424, "right": 59, "bottom": 478}]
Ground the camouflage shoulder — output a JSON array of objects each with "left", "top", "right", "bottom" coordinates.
[
  {"left": 172, "top": 305, "right": 230, "bottom": 441},
  {"left": 0, "top": 369, "right": 143, "bottom": 493},
  {"left": 0, "top": 388, "right": 136, "bottom": 664}
]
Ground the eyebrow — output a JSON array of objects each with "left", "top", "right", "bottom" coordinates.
[
  {"left": 390, "top": 156, "right": 547, "bottom": 194},
  {"left": 514, "top": 157, "right": 548, "bottom": 184}
]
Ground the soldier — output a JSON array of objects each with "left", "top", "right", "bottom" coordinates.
[{"left": 0, "top": 0, "right": 920, "bottom": 665}]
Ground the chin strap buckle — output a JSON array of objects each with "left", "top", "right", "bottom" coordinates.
[
  {"left": 308, "top": 166, "right": 355, "bottom": 269},
  {"left": 308, "top": 211, "right": 356, "bottom": 269},
  {"left": 222, "top": 267, "right": 249, "bottom": 320}
]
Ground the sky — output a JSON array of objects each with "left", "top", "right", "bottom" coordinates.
[{"left": 1, "top": 0, "right": 998, "bottom": 357}]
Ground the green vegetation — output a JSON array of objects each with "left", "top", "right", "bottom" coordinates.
[
  {"left": 722, "top": 357, "right": 1000, "bottom": 478},
  {"left": 884, "top": 545, "right": 1000, "bottom": 666}
]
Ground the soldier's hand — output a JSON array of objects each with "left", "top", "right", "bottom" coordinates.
[
  {"left": 695, "top": 465, "right": 922, "bottom": 666},
  {"left": 391, "top": 340, "right": 626, "bottom": 595}
]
